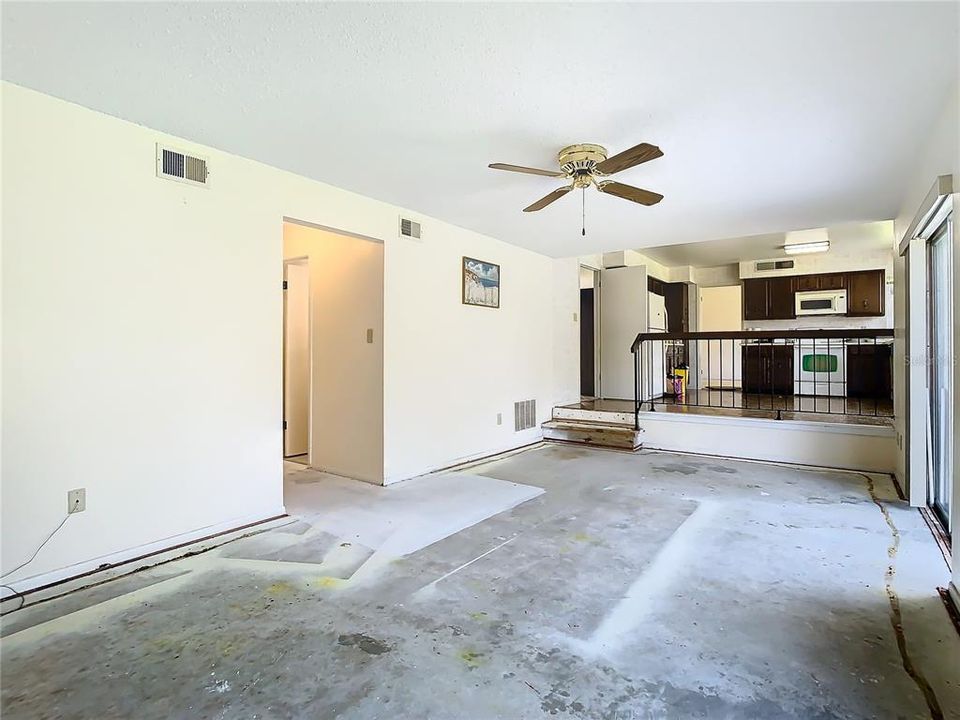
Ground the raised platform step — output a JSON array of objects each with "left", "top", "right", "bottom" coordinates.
[
  {"left": 541, "top": 418, "right": 643, "bottom": 451},
  {"left": 552, "top": 404, "right": 635, "bottom": 426}
]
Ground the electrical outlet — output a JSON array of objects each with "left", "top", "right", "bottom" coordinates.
[
  {"left": 67, "top": 488, "right": 86, "bottom": 514},
  {"left": 497, "top": 413, "right": 502, "bottom": 426},
  {"left": 573, "top": 312, "right": 578, "bottom": 322},
  {"left": 366, "top": 328, "right": 374, "bottom": 344}
]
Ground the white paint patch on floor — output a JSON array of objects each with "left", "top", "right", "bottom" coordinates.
[
  {"left": 286, "top": 469, "right": 541, "bottom": 552},
  {"left": 284, "top": 468, "right": 543, "bottom": 583},
  {"left": 569, "top": 499, "right": 722, "bottom": 660}
]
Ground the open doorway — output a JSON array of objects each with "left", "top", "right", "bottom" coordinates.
[
  {"left": 580, "top": 266, "right": 600, "bottom": 398},
  {"left": 283, "top": 258, "right": 311, "bottom": 464},
  {"left": 281, "top": 220, "right": 385, "bottom": 495}
]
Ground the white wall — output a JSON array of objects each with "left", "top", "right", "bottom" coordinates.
[
  {"left": 888, "top": 81, "right": 959, "bottom": 598},
  {"left": 1, "top": 82, "right": 579, "bottom": 590},
  {"left": 641, "top": 412, "right": 896, "bottom": 474},
  {"left": 693, "top": 264, "right": 740, "bottom": 287},
  {"left": 382, "top": 238, "right": 579, "bottom": 483},
  {"left": 283, "top": 223, "right": 384, "bottom": 483},
  {"left": 737, "top": 224, "right": 894, "bottom": 279},
  {"left": 579, "top": 265, "right": 594, "bottom": 289}
]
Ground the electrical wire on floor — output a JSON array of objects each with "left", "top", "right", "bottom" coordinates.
[{"left": 1, "top": 501, "right": 78, "bottom": 614}]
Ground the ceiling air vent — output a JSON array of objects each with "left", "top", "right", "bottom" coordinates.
[
  {"left": 755, "top": 259, "right": 794, "bottom": 272},
  {"left": 514, "top": 399, "right": 537, "bottom": 432},
  {"left": 399, "top": 216, "right": 422, "bottom": 240},
  {"left": 156, "top": 144, "right": 209, "bottom": 187}
]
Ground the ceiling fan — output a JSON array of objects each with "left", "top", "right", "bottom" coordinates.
[{"left": 489, "top": 142, "right": 664, "bottom": 221}]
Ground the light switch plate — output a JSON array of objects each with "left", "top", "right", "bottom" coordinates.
[
  {"left": 497, "top": 413, "right": 502, "bottom": 426},
  {"left": 68, "top": 488, "right": 86, "bottom": 513}
]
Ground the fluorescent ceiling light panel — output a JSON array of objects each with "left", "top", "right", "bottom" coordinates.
[{"left": 783, "top": 240, "right": 830, "bottom": 255}]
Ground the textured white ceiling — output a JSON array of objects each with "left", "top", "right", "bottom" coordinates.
[
  {"left": 2, "top": 3, "right": 956, "bottom": 258},
  {"left": 639, "top": 221, "right": 894, "bottom": 268}
]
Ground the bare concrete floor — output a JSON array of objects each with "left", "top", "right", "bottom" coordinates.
[{"left": 2, "top": 446, "right": 958, "bottom": 719}]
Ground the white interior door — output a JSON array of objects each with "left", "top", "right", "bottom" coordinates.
[
  {"left": 283, "top": 261, "right": 310, "bottom": 457},
  {"left": 698, "top": 285, "right": 743, "bottom": 388}
]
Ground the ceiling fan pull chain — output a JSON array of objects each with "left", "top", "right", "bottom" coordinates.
[{"left": 582, "top": 187, "right": 586, "bottom": 236}]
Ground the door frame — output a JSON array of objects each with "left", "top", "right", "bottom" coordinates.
[
  {"left": 580, "top": 264, "right": 602, "bottom": 398},
  {"left": 283, "top": 256, "right": 312, "bottom": 463},
  {"left": 925, "top": 212, "right": 953, "bottom": 533}
]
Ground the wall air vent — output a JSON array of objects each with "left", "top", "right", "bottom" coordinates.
[
  {"left": 156, "top": 144, "right": 209, "bottom": 187},
  {"left": 755, "top": 260, "right": 794, "bottom": 272},
  {"left": 399, "top": 216, "right": 422, "bottom": 240},
  {"left": 514, "top": 399, "right": 537, "bottom": 432}
]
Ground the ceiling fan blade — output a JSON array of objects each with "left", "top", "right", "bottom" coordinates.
[
  {"left": 489, "top": 163, "right": 565, "bottom": 178},
  {"left": 598, "top": 181, "right": 663, "bottom": 206},
  {"left": 595, "top": 143, "right": 663, "bottom": 175},
  {"left": 523, "top": 185, "right": 573, "bottom": 212}
]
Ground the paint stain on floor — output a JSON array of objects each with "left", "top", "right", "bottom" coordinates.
[
  {"left": 337, "top": 633, "right": 391, "bottom": 655},
  {"left": 651, "top": 463, "right": 700, "bottom": 475}
]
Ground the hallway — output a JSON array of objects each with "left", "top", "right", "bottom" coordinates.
[{"left": 2, "top": 447, "right": 957, "bottom": 719}]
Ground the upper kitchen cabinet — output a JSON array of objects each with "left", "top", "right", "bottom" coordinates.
[
  {"left": 795, "top": 273, "right": 846, "bottom": 291},
  {"left": 767, "top": 276, "right": 796, "bottom": 319},
  {"left": 742, "top": 278, "right": 769, "bottom": 321},
  {"left": 847, "top": 269, "right": 885, "bottom": 316},
  {"left": 742, "top": 277, "right": 796, "bottom": 321},
  {"left": 819, "top": 274, "right": 846, "bottom": 291}
]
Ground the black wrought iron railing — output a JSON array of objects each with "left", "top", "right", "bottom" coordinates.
[{"left": 630, "top": 329, "right": 895, "bottom": 430}]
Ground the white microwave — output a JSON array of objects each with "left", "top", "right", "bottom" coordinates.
[{"left": 795, "top": 289, "right": 847, "bottom": 316}]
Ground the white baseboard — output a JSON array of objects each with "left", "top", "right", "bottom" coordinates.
[
  {"left": 1, "top": 507, "right": 287, "bottom": 601},
  {"left": 383, "top": 433, "right": 544, "bottom": 485}
]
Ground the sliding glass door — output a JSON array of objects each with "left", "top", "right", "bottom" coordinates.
[{"left": 927, "top": 214, "right": 953, "bottom": 532}]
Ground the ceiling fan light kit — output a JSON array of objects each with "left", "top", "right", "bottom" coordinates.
[{"left": 488, "top": 141, "right": 664, "bottom": 235}]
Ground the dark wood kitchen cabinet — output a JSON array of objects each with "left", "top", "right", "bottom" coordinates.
[
  {"left": 741, "top": 344, "right": 794, "bottom": 395},
  {"left": 847, "top": 270, "right": 885, "bottom": 316},
  {"left": 742, "top": 278, "right": 769, "bottom": 321},
  {"left": 767, "top": 276, "right": 796, "bottom": 319},
  {"left": 847, "top": 343, "right": 892, "bottom": 398},
  {"left": 742, "top": 277, "right": 796, "bottom": 321},
  {"left": 819, "top": 273, "right": 846, "bottom": 290},
  {"left": 796, "top": 273, "right": 846, "bottom": 291},
  {"left": 663, "top": 282, "right": 689, "bottom": 333}
]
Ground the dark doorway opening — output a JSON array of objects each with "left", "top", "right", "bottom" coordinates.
[{"left": 580, "top": 288, "right": 595, "bottom": 397}]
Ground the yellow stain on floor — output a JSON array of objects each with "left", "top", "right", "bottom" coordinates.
[
  {"left": 266, "top": 580, "right": 297, "bottom": 596},
  {"left": 469, "top": 611, "right": 489, "bottom": 621},
  {"left": 572, "top": 532, "right": 602, "bottom": 545},
  {"left": 313, "top": 576, "right": 345, "bottom": 589},
  {"left": 459, "top": 649, "right": 486, "bottom": 669}
]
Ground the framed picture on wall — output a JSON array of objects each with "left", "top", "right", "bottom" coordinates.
[{"left": 462, "top": 257, "right": 500, "bottom": 308}]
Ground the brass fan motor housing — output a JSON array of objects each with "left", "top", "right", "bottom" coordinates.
[{"left": 558, "top": 144, "right": 608, "bottom": 187}]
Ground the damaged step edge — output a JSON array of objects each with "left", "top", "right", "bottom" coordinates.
[{"left": 541, "top": 420, "right": 644, "bottom": 451}]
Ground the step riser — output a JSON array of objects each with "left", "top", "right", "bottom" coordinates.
[
  {"left": 552, "top": 407, "right": 635, "bottom": 425},
  {"left": 542, "top": 426, "right": 642, "bottom": 450}
]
